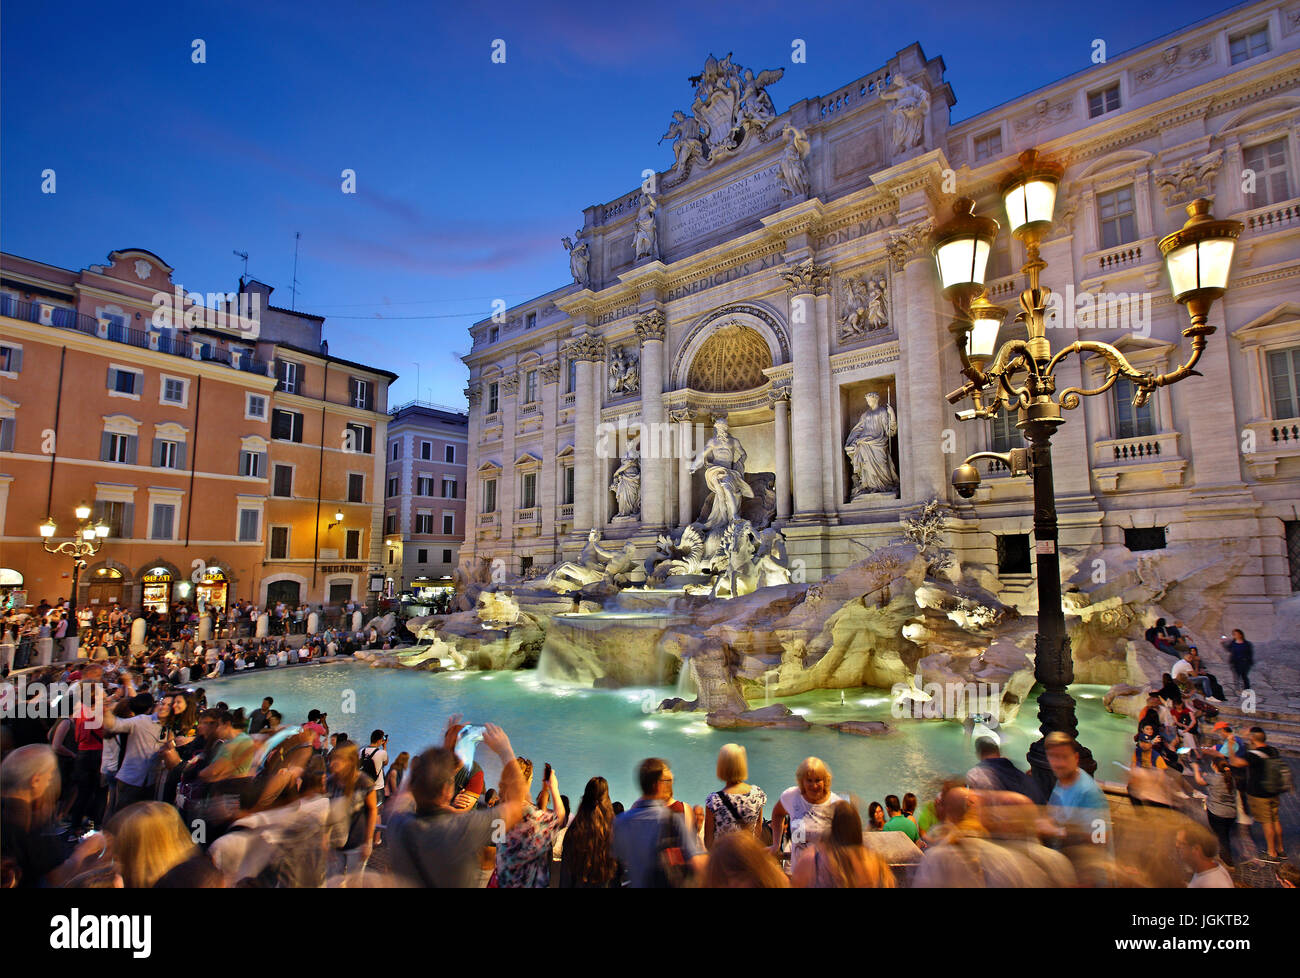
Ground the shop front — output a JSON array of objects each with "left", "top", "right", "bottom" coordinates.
[
  {"left": 141, "top": 568, "right": 174, "bottom": 613},
  {"left": 0, "top": 568, "right": 25, "bottom": 610},
  {"left": 195, "top": 567, "right": 229, "bottom": 612},
  {"left": 86, "top": 566, "right": 125, "bottom": 609}
]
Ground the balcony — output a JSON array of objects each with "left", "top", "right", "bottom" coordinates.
[
  {"left": 1091, "top": 430, "right": 1186, "bottom": 491},
  {"left": 514, "top": 506, "right": 539, "bottom": 524},
  {"left": 1243, "top": 417, "right": 1300, "bottom": 479},
  {"left": 559, "top": 503, "right": 574, "bottom": 520},
  {"left": 1079, "top": 240, "right": 1158, "bottom": 289},
  {"left": 1240, "top": 198, "right": 1300, "bottom": 237},
  {"left": 479, "top": 511, "right": 498, "bottom": 525}
]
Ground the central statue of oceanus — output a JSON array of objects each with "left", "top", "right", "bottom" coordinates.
[{"left": 689, "top": 415, "right": 754, "bottom": 528}]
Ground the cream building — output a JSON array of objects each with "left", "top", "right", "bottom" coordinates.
[{"left": 462, "top": 0, "right": 1300, "bottom": 637}]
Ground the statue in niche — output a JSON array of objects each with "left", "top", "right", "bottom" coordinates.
[
  {"left": 562, "top": 232, "right": 590, "bottom": 287},
  {"left": 607, "top": 345, "right": 640, "bottom": 395},
  {"left": 777, "top": 125, "right": 811, "bottom": 198},
  {"left": 633, "top": 192, "right": 659, "bottom": 261},
  {"left": 541, "top": 528, "right": 621, "bottom": 591},
  {"left": 839, "top": 275, "right": 889, "bottom": 339},
  {"left": 879, "top": 75, "right": 930, "bottom": 155},
  {"left": 845, "top": 390, "right": 899, "bottom": 497},
  {"left": 689, "top": 415, "right": 754, "bottom": 529},
  {"left": 609, "top": 434, "right": 642, "bottom": 521}
]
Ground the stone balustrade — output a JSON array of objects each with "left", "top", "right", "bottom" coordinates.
[
  {"left": 1091, "top": 430, "right": 1186, "bottom": 491},
  {"left": 1243, "top": 416, "right": 1300, "bottom": 479}
]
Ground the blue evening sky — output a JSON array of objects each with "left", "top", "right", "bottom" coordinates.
[{"left": 1, "top": 0, "right": 1238, "bottom": 405}]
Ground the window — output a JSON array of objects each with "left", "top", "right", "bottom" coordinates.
[
  {"left": 329, "top": 582, "right": 353, "bottom": 603},
  {"left": 348, "top": 473, "right": 365, "bottom": 503},
  {"left": 521, "top": 472, "right": 537, "bottom": 509},
  {"left": 442, "top": 513, "right": 455, "bottom": 535},
  {"left": 349, "top": 377, "right": 374, "bottom": 410},
  {"left": 1124, "top": 527, "right": 1167, "bottom": 551},
  {"left": 417, "top": 476, "right": 434, "bottom": 496},
  {"left": 1286, "top": 521, "right": 1300, "bottom": 592},
  {"left": 442, "top": 549, "right": 452, "bottom": 564},
  {"left": 1243, "top": 140, "right": 1291, "bottom": 209},
  {"left": 240, "top": 449, "right": 266, "bottom": 478},
  {"left": 270, "top": 526, "right": 290, "bottom": 560},
  {"left": 442, "top": 478, "right": 457, "bottom": 499},
  {"left": 1229, "top": 26, "right": 1269, "bottom": 64},
  {"left": 272, "top": 464, "right": 294, "bottom": 497},
  {"left": 385, "top": 513, "right": 398, "bottom": 534},
  {"left": 1087, "top": 83, "right": 1120, "bottom": 118},
  {"left": 101, "top": 432, "right": 137, "bottom": 465},
  {"left": 276, "top": 360, "right": 300, "bottom": 394},
  {"left": 345, "top": 529, "right": 361, "bottom": 560},
  {"left": 489, "top": 326, "right": 500, "bottom": 343},
  {"left": 488, "top": 383, "right": 499, "bottom": 414},
  {"left": 246, "top": 394, "right": 267, "bottom": 420},
  {"left": 415, "top": 512, "right": 433, "bottom": 534},
  {"left": 388, "top": 549, "right": 395, "bottom": 564},
  {"left": 238, "top": 509, "right": 260, "bottom": 542},
  {"left": 161, "top": 377, "right": 187, "bottom": 405},
  {"left": 1268, "top": 347, "right": 1300, "bottom": 419},
  {"left": 524, "top": 370, "right": 538, "bottom": 403},
  {"left": 566, "top": 359, "right": 577, "bottom": 394},
  {"left": 526, "top": 312, "right": 537, "bottom": 330},
  {"left": 345, "top": 423, "right": 373, "bottom": 454},
  {"left": 997, "top": 534, "right": 1032, "bottom": 575},
  {"left": 0, "top": 343, "right": 23, "bottom": 374},
  {"left": 1097, "top": 185, "right": 1137, "bottom": 249},
  {"left": 0, "top": 417, "right": 13, "bottom": 452},
  {"left": 520, "top": 556, "right": 533, "bottom": 575},
  {"left": 562, "top": 466, "right": 575, "bottom": 505},
  {"left": 1113, "top": 376, "right": 1156, "bottom": 439},
  {"left": 483, "top": 478, "right": 497, "bottom": 512},
  {"left": 444, "top": 444, "right": 456, "bottom": 463},
  {"left": 150, "top": 503, "right": 175, "bottom": 541},
  {"left": 421, "top": 441, "right": 432, "bottom": 461},
  {"left": 94, "top": 500, "right": 133, "bottom": 538},
  {"left": 107, "top": 367, "right": 139, "bottom": 396},
  {"left": 387, "top": 476, "right": 399, "bottom": 498},
  {"left": 271, "top": 409, "right": 303, "bottom": 443},
  {"left": 989, "top": 408, "right": 1022, "bottom": 455},
  {"left": 417, "top": 549, "right": 428, "bottom": 564},
  {"left": 153, "top": 439, "right": 184, "bottom": 469},
  {"left": 973, "top": 129, "right": 1002, "bottom": 163},
  {"left": 391, "top": 441, "right": 401, "bottom": 461}
]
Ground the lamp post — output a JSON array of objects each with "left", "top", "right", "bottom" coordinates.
[
  {"left": 931, "top": 150, "right": 1242, "bottom": 796},
  {"left": 39, "top": 502, "right": 110, "bottom": 660}
]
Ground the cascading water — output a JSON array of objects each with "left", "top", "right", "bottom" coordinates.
[{"left": 675, "top": 657, "right": 698, "bottom": 699}]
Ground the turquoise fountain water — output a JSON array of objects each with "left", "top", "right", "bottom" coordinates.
[{"left": 202, "top": 663, "right": 1135, "bottom": 810}]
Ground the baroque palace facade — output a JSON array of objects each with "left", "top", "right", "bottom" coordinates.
[{"left": 463, "top": 0, "right": 1300, "bottom": 637}]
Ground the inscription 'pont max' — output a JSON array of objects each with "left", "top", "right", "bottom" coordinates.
[{"left": 662, "top": 164, "right": 784, "bottom": 249}]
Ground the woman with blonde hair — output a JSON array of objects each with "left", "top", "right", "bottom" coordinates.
[
  {"left": 769, "top": 756, "right": 842, "bottom": 873},
  {"left": 703, "top": 743, "right": 767, "bottom": 847},
  {"left": 703, "top": 830, "right": 789, "bottom": 888},
  {"left": 793, "top": 801, "right": 895, "bottom": 888},
  {"left": 105, "top": 801, "right": 197, "bottom": 887}
]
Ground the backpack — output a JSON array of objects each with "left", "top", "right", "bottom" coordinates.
[
  {"left": 358, "top": 746, "right": 381, "bottom": 780},
  {"left": 1251, "top": 749, "right": 1294, "bottom": 796}
]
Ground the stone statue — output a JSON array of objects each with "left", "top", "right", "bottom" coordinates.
[
  {"left": 660, "top": 109, "right": 709, "bottom": 178},
  {"left": 738, "top": 68, "right": 779, "bottom": 126},
  {"left": 845, "top": 390, "right": 899, "bottom": 497},
  {"left": 541, "top": 528, "right": 620, "bottom": 591},
  {"left": 604, "top": 541, "right": 647, "bottom": 587},
  {"left": 777, "top": 125, "right": 811, "bottom": 198},
  {"left": 562, "top": 232, "right": 590, "bottom": 287},
  {"left": 609, "top": 434, "right": 641, "bottom": 520},
  {"left": 689, "top": 415, "right": 754, "bottom": 529},
  {"left": 842, "top": 275, "right": 889, "bottom": 339},
  {"left": 754, "top": 526, "right": 793, "bottom": 587},
  {"left": 879, "top": 75, "right": 930, "bottom": 155},
  {"left": 633, "top": 192, "right": 658, "bottom": 261},
  {"left": 866, "top": 278, "right": 888, "bottom": 329},
  {"left": 607, "top": 345, "right": 639, "bottom": 395}
]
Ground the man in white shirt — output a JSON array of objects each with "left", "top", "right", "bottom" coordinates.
[
  {"left": 1177, "top": 826, "right": 1234, "bottom": 888},
  {"left": 1171, "top": 652, "right": 1215, "bottom": 700}
]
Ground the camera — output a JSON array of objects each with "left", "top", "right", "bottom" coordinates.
[{"left": 951, "top": 463, "right": 981, "bottom": 499}]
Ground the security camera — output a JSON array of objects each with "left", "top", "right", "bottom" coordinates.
[{"left": 952, "top": 463, "right": 981, "bottom": 499}]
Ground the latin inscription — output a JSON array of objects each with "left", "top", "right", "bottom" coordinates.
[{"left": 661, "top": 164, "right": 784, "bottom": 250}]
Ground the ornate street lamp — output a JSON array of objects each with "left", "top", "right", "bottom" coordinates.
[
  {"left": 40, "top": 502, "right": 110, "bottom": 658},
  {"left": 932, "top": 150, "right": 1242, "bottom": 795}
]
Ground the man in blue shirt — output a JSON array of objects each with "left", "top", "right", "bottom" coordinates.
[
  {"left": 1044, "top": 732, "right": 1111, "bottom": 849},
  {"left": 612, "top": 758, "right": 706, "bottom": 887}
]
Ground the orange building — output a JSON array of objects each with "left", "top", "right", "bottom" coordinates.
[{"left": 0, "top": 248, "right": 394, "bottom": 613}]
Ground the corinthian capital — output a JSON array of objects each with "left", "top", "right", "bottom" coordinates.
[
  {"left": 886, "top": 218, "right": 935, "bottom": 270},
  {"left": 566, "top": 333, "right": 606, "bottom": 362},
  {"left": 465, "top": 383, "right": 483, "bottom": 406},
  {"left": 540, "top": 362, "right": 561, "bottom": 385},
  {"left": 633, "top": 310, "right": 667, "bottom": 344},
  {"left": 781, "top": 257, "right": 831, "bottom": 296},
  {"left": 501, "top": 373, "right": 520, "bottom": 395}
]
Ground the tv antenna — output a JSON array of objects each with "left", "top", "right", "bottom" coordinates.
[
  {"left": 290, "top": 231, "right": 302, "bottom": 310},
  {"left": 233, "top": 250, "right": 249, "bottom": 283}
]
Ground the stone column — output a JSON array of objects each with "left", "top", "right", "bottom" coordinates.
[
  {"left": 463, "top": 384, "right": 483, "bottom": 562},
  {"left": 672, "top": 409, "right": 694, "bottom": 526},
  {"left": 500, "top": 372, "right": 519, "bottom": 537},
  {"left": 570, "top": 335, "right": 604, "bottom": 532},
  {"left": 635, "top": 311, "right": 667, "bottom": 528},
  {"left": 539, "top": 362, "right": 560, "bottom": 559},
  {"left": 781, "top": 259, "right": 831, "bottom": 518},
  {"left": 770, "top": 387, "right": 792, "bottom": 520},
  {"left": 888, "top": 219, "right": 946, "bottom": 502}
]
